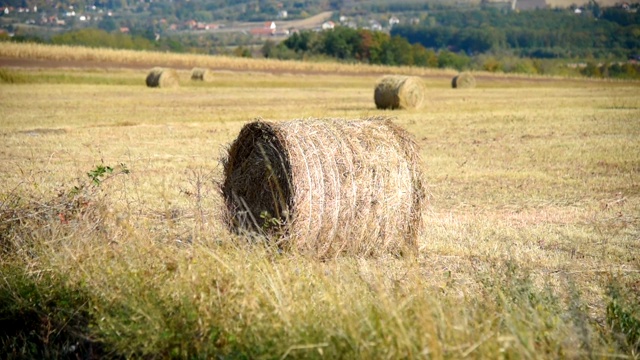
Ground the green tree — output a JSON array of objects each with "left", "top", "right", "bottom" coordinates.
[
  {"left": 412, "top": 44, "right": 438, "bottom": 67},
  {"left": 320, "top": 27, "right": 360, "bottom": 60},
  {"left": 365, "top": 31, "right": 390, "bottom": 64},
  {"left": 98, "top": 17, "right": 117, "bottom": 33},
  {"left": 233, "top": 46, "right": 252, "bottom": 58},
  {"left": 581, "top": 62, "right": 602, "bottom": 77},
  {"left": 283, "top": 30, "right": 317, "bottom": 53},
  {"left": 437, "top": 50, "right": 471, "bottom": 70}
]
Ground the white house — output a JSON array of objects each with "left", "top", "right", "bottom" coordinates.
[{"left": 322, "top": 21, "right": 335, "bottom": 30}]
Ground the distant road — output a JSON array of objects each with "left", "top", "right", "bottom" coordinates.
[
  {"left": 229, "top": 11, "right": 333, "bottom": 30},
  {"left": 272, "top": 11, "right": 334, "bottom": 30},
  {"left": 180, "top": 11, "right": 333, "bottom": 35}
]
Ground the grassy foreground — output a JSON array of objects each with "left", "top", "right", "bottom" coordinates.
[{"left": 1, "top": 46, "right": 640, "bottom": 359}]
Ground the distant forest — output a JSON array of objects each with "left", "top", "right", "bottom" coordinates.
[
  {"left": 391, "top": 6, "right": 640, "bottom": 59},
  {"left": 263, "top": 6, "right": 639, "bottom": 78}
]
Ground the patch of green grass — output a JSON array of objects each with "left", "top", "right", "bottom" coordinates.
[
  {"left": 607, "top": 278, "right": 640, "bottom": 355},
  {"left": 0, "top": 263, "right": 102, "bottom": 359},
  {"left": 0, "top": 68, "right": 28, "bottom": 84},
  {"left": 0, "top": 70, "right": 142, "bottom": 86}
]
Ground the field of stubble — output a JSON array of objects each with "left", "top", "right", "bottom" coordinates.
[{"left": 1, "top": 48, "right": 639, "bottom": 358}]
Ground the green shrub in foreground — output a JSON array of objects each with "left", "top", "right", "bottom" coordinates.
[{"left": 0, "top": 264, "right": 103, "bottom": 359}]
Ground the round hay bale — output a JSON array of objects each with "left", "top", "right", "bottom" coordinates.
[
  {"left": 221, "top": 117, "right": 426, "bottom": 257},
  {"left": 374, "top": 75, "right": 425, "bottom": 110},
  {"left": 146, "top": 67, "right": 179, "bottom": 88},
  {"left": 191, "top": 67, "right": 213, "bottom": 81},
  {"left": 451, "top": 72, "right": 476, "bottom": 89}
]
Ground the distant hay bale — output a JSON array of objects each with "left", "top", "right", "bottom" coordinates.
[
  {"left": 374, "top": 75, "right": 425, "bottom": 110},
  {"left": 221, "top": 117, "right": 426, "bottom": 257},
  {"left": 452, "top": 72, "right": 476, "bottom": 89},
  {"left": 191, "top": 67, "right": 212, "bottom": 81},
  {"left": 145, "top": 67, "right": 179, "bottom": 88}
]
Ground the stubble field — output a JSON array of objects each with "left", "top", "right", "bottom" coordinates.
[{"left": 1, "top": 44, "right": 639, "bottom": 359}]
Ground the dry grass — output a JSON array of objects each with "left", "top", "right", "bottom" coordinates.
[
  {"left": 0, "top": 42, "right": 456, "bottom": 77},
  {"left": 0, "top": 53, "right": 639, "bottom": 358}
]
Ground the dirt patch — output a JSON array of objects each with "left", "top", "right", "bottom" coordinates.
[{"left": 17, "top": 128, "right": 67, "bottom": 136}]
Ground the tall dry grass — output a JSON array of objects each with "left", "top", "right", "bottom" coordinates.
[
  {"left": 2, "top": 171, "right": 638, "bottom": 358},
  {"left": 0, "top": 42, "right": 455, "bottom": 77}
]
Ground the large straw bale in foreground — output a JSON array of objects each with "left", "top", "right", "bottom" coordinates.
[
  {"left": 452, "top": 72, "right": 476, "bottom": 89},
  {"left": 221, "top": 117, "right": 426, "bottom": 257},
  {"left": 374, "top": 75, "right": 425, "bottom": 110},
  {"left": 191, "top": 67, "right": 213, "bottom": 81},
  {"left": 146, "top": 67, "right": 179, "bottom": 88}
]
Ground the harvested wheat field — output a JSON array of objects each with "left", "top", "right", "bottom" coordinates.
[{"left": 0, "top": 43, "right": 639, "bottom": 359}]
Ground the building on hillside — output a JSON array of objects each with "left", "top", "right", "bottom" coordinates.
[
  {"left": 321, "top": 21, "right": 335, "bottom": 30},
  {"left": 251, "top": 21, "right": 277, "bottom": 36},
  {"left": 266, "top": 21, "right": 276, "bottom": 31}
]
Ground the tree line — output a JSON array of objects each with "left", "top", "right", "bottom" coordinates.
[
  {"left": 391, "top": 7, "right": 640, "bottom": 59},
  {"left": 262, "top": 27, "right": 471, "bottom": 70}
]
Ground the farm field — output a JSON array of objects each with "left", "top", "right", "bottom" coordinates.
[{"left": 1, "top": 44, "right": 640, "bottom": 358}]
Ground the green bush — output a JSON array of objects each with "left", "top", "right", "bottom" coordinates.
[
  {"left": 0, "top": 68, "right": 27, "bottom": 84},
  {"left": 0, "top": 264, "right": 102, "bottom": 359},
  {"left": 607, "top": 281, "right": 640, "bottom": 354}
]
